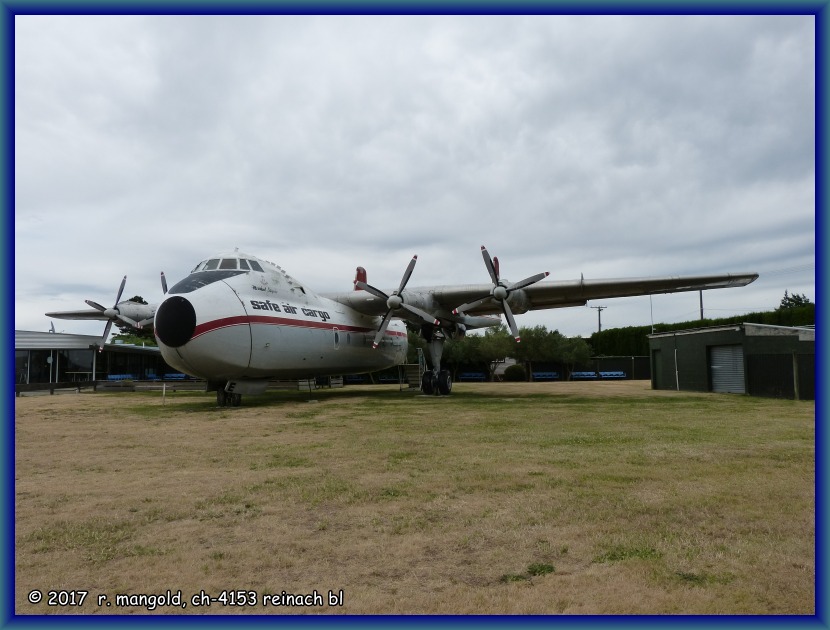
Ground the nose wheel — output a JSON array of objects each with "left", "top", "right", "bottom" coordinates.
[{"left": 216, "top": 389, "right": 242, "bottom": 407}]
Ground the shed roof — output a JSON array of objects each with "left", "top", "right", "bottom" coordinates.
[
  {"left": 647, "top": 323, "right": 814, "bottom": 342},
  {"left": 15, "top": 330, "right": 161, "bottom": 354}
]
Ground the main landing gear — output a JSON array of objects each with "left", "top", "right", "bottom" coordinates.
[
  {"left": 421, "top": 369, "right": 452, "bottom": 396},
  {"left": 419, "top": 325, "right": 453, "bottom": 396}
]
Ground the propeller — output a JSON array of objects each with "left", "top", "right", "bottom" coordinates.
[
  {"left": 452, "top": 246, "right": 549, "bottom": 342},
  {"left": 355, "top": 254, "right": 439, "bottom": 348},
  {"left": 85, "top": 276, "right": 141, "bottom": 351}
]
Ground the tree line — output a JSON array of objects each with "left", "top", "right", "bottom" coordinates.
[
  {"left": 588, "top": 296, "right": 814, "bottom": 356},
  {"left": 408, "top": 324, "right": 592, "bottom": 382}
]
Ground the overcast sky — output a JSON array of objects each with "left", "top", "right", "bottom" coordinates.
[{"left": 14, "top": 14, "right": 815, "bottom": 340}]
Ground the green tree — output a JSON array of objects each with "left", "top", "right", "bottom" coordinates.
[
  {"left": 478, "top": 325, "right": 513, "bottom": 381},
  {"left": 406, "top": 329, "right": 427, "bottom": 363},
  {"left": 561, "top": 336, "right": 591, "bottom": 379},
  {"left": 442, "top": 333, "right": 481, "bottom": 379},
  {"left": 778, "top": 291, "right": 812, "bottom": 310},
  {"left": 514, "top": 325, "right": 564, "bottom": 380}
]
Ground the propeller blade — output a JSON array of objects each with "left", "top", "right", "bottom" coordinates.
[
  {"left": 114, "top": 275, "right": 127, "bottom": 306},
  {"left": 116, "top": 314, "right": 141, "bottom": 328},
  {"left": 372, "top": 311, "right": 394, "bottom": 348},
  {"left": 452, "top": 296, "right": 491, "bottom": 315},
  {"left": 401, "top": 303, "right": 440, "bottom": 326},
  {"left": 396, "top": 255, "right": 418, "bottom": 294},
  {"left": 502, "top": 302, "right": 521, "bottom": 342},
  {"left": 85, "top": 300, "right": 107, "bottom": 312},
  {"left": 98, "top": 319, "right": 113, "bottom": 352},
  {"left": 480, "top": 246, "right": 500, "bottom": 284},
  {"left": 161, "top": 272, "right": 168, "bottom": 294},
  {"left": 354, "top": 281, "right": 389, "bottom": 301},
  {"left": 510, "top": 271, "right": 550, "bottom": 291}
]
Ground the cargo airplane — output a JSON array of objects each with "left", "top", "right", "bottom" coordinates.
[{"left": 46, "top": 246, "right": 758, "bottom": 406}]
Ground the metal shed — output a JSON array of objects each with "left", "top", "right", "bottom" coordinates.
[{"left": 648, "top": 323, "right": 814, "bottom": 400}]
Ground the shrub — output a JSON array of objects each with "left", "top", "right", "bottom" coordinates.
[{"left": 503, "top": 364, "right": 527, "bottom": 382}]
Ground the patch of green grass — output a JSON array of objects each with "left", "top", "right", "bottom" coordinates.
[
  {"left": 500, "top": 563, "right": 555, "bottom": 583},
  {"left": 249, "top": 447, "right": 313, "bottom": 470},
  {"left": 594, "top": 545, "right": 663, "bottom": 563},
  {"left": 675, "top": 570, "right": 735, "bottom": 586},
  {"left": 379, "top": 487, "right": 406, "bottom": 498},
  {"left": 25, "top": 518, "right": 135, "bottom": 563},
  {"left": 194, "top": 490, "right": 261, "bottom": 520}
]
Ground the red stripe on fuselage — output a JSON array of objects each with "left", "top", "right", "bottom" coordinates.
[{"left": 191, "top": 315, "right": 406, "bottom": 341}]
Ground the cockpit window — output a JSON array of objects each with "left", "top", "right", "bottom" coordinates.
[
  {"left": 168, "top": 270, "right": 246, "bottom": 294},
  {"left": 185, "top": 257, "right": 261, "bottom": 278}
]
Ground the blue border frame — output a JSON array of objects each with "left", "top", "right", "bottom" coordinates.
[{"left": 3, "top": 2, "right": 825, "bottom": 628}]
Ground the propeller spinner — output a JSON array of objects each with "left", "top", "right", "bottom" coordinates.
[
  {"left": 452, "top": 246, "right": 549, "bottom": 342},
  {"left": 356, "top": 255, "right": 439, "bottom": 348}
]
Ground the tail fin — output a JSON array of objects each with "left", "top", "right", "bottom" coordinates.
[{"left": 353, "top": 267, "right": 367, "bottom": 290}]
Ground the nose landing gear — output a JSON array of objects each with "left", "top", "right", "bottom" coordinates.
[{"left": 216, "top": 389, "right": 242, "bottom": 407}]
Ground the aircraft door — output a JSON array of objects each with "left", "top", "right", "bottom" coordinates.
[{"left": 246, "top": 306, "right": 282, "bottom": 373}]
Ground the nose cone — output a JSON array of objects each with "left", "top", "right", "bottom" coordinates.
[
  {"left": 155, "top": 296, "right": 196, "bottom": 348},
  {"left": 155, "top": 281, "right": 252, "bottom": 381}
]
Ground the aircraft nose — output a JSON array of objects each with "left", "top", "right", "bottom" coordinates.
[{"left": 155, "top": 296, "right": 197, "bottom": 348}]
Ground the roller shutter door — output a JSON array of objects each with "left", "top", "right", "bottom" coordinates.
[{"left": 710, "top": 345, "right": 745, "bottom": 394}]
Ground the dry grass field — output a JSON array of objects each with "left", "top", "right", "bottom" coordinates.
[{"left": 15, "top": 381, "right": 814, "bottom": 615}]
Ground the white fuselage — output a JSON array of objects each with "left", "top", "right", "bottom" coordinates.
[{"left": 154, "top": 255, "right": 407, "bottom": 384}]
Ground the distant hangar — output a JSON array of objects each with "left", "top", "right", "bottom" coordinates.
[{"left": 648, "top": 323, "right": 815, "bottom": 400}]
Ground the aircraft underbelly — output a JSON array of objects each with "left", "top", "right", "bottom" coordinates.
[
  {"left": 178, "top": 325, "right": 252, "bottom": 380},
  {"left": 246, "top": 321, "right": 405, "bottom": 378}
]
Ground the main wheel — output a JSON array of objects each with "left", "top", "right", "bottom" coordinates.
[
  {"left": 421, "top": 371, "right": 436, "bottom": 395},
  {"left": 216, "top": 389, "right": 227, "bottom": 406},
  {"left": 437, "top": 370, "right": 452, "bottom": 395}
]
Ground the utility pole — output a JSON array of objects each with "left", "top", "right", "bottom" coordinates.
[
  {"left": 590, "top": 305, "right": 607, "bottom": 335},
  {"left": 699, "top": 290, "right": 704, "bottom": 321},
  {"left": 590, "top": 305, "right": 607, "bottom": 357}
]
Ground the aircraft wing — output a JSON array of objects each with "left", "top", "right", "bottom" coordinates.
[
  {"left": 325, "top": 272, "right": 759, "bottom": 324},
  {"left": 46, "top": 300, "right": 157, "bottom": 329},
  {"left": 45, "top": 309, "right": 116, "bottom": 321}
]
